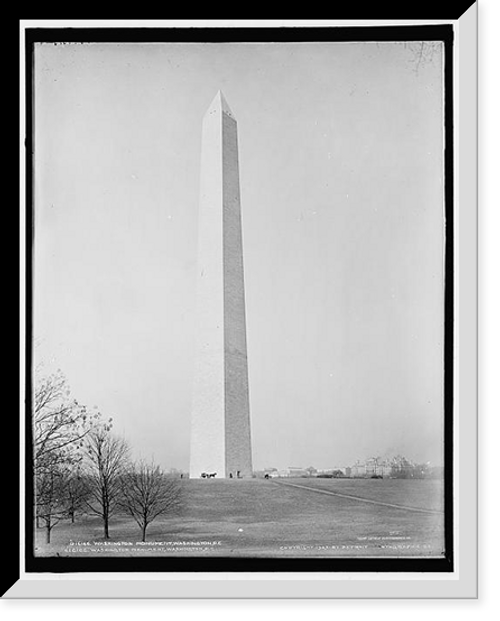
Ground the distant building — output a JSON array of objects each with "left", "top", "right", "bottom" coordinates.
[
  {"left": 351, "top": 461, "right": 367, "bottom": 477},
  {"left": 286, "top": 467, "right": 309, "bottom": 478}
]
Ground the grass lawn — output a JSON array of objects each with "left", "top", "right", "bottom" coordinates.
[{"left": 34, "top": 478, "right": 445, "bottom": 558}]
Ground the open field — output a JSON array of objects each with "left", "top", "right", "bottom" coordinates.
[{"left": 34, "top": 478, "right": 445, "bottom": 558}]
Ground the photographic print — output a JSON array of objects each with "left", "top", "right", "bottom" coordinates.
[{"left": 11, "top": 10, "right": 478, "bottom": 598}]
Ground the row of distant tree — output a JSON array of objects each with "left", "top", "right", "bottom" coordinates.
[
  {"left": 386, "top": 456, "right": 442, "bottom": 479},
  {"left": 346, "top": 455, "right": 443, "bottom": 479},
  {"left": 33, "top": 369, "right": 181, "bottom": 544}
]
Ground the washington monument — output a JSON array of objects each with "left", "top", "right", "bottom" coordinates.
[{"left": 189, "top": 91, "right": 253, "bottom": 479}]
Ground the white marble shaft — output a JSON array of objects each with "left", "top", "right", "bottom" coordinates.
[{"left": 189, "top": 91, "right": 253, "bottom": 479}]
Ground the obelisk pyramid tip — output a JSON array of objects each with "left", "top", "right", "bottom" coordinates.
[{"left": 204, "top": 90, "right": 235, "bottom": 119}]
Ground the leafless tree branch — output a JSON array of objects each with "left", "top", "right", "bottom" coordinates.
[
  {"left": 119, "top": 460, "right": 182, "bottom": 542},
  {"left": 81, "top": 428, "right": 129, "bottom": 539}
]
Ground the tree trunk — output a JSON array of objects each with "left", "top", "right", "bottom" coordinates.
[
  {"left": 46, "top": 519, "right": 51, "bottom": 544},
  {"left": 141, "top": 524, "right": 147, "bottom": 543},
  {"left": 104, "top": 517, "right": 109, "bottom": 539}
]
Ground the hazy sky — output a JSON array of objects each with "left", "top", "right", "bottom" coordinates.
[{"left": 33, "top": 40, "right": 444, "bottom": 471}]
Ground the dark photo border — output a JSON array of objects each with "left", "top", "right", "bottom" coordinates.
[{"left": 21, "top": 22, "right": 456, "bottom": 582}]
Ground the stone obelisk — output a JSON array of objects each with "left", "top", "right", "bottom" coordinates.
[{"left": 189, "top": 91, "right": 253, "bottom": 479}]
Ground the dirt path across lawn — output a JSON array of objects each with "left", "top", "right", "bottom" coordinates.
[{"left": 271, "top": 480, "right": 445, "bottom": 515}]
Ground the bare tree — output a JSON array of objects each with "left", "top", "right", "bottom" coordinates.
[
  {"left": 35, "top": 457, "right": 72, "bottom": 543},
  {"left": 33, "top": 370, "right": 100, "bottom": 540},
  {"left": 82, "top": 428, "right": 129, "bottom": 539},
  {"left": 65, "top": 467, "right": 89, "bottom": 523},
  {"left": 120, "top": 460, "right": 182, "bottom": 542},
  {"left": 36, "top": 461, "right": 94, "bottom": 541},
  {"left": 33, "top": 370, "right": 98, "bottom": 471}
]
